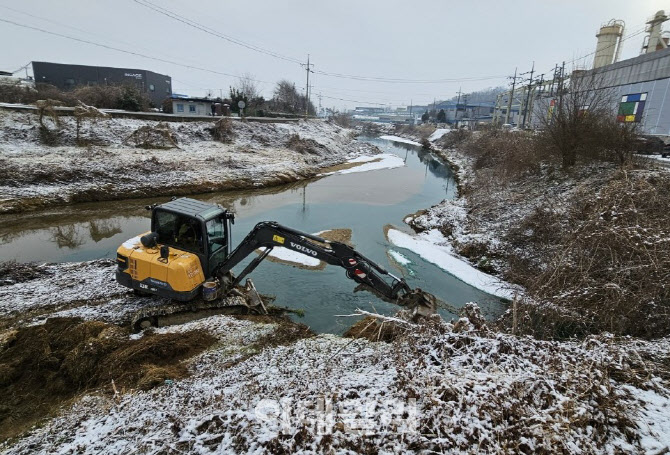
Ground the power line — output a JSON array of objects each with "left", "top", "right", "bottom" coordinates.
[
  {"left": 0, "top": 3, "right": 208, "bottom": 70},
  {"left": 319, "top": 94, "right": 387, "bottom": 106},
  {"left": 0, "top": 17, "right": 272, "bottom": 85},
  {"left": 313, "top": 70, "right": 507, "bottom": 84},
  {"left": 133, "top": 0, "right": 506, "bottom": 86},
  {"left": 2, "top": 16, "right": 405, "bottom": 107},
  {"left": 133, "top": 0, "right": 304, "bottom": 65}
]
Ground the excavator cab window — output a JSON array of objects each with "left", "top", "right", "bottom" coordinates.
[
  {"left": 175, "top": 218, "right": 203, "bottom": 253},
  {"left": 206, "top": 216, "right": 227, "bottom": 276},
  {"left": 154, "top": 211, "right": 204, "bottom": 254}
]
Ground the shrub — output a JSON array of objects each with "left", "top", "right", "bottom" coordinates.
[
  {"left": 0, "top": 83, "right": 152, "bottom": 111},
  {"left": 461, "top": 129, "right": 547, "bottom": 182},
  {"left": 536, "top": 74, "right": 639, "bottom": 167},
  {"left": 209, "top": 117, "right": 235, "bottom": 143}
]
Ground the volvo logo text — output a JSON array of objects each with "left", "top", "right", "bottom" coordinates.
[{"left": 290, "top": 242, "right": 317, "bottom": 257}]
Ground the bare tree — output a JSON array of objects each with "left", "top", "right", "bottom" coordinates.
[
  {"left": 234, "top": 73, "right": 260, "bottom": 101},
  {"left": 270, "top": 80, "right": 315, "bottom": 115},
  {"left": 537, "top": 71, "right": 637, "bottom": 166},
  {"left": 231, "top": 73, "right": 265, "bottom": 114}
]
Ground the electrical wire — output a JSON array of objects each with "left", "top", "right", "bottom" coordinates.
[
  {"left": 0, "top": 4, "right": 209, "bottom": 71},
  {"left": 132, "top": 0, "right": 304, "bottom": 65},
  {"left": 0, "top": 17, "right": 272, "bottom": 85},
  {"left": 132, "top": 0, "right": 507, "bottom": 85},
  {"left": 313, "top": 70, "right": 507, "bottom": 84}
]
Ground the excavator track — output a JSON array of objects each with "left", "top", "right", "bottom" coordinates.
[{"left": 130, "top": 279, "right": 268, "bottom": 332}]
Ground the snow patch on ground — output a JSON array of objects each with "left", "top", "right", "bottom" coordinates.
[
  {"left": 5, "top": 314, "right": 669, "bottom": 454},
  {"left": 627, "top": 386, "right": 670, "bottom": 453},
  {"left": 378, "top": 135, "right": 422, "bottom": 146},
  {"left": 0, "top": 110, "right": 379, "bottom": 213},
  {"left": 388, "top": 249, "right": 411, "bottom": 266},
  {"left": 258, "top": 246, "right": 321, "bottom": 267},
  {"left": 428, "top": 128, "right": 450, "bottom": 142},
  {"left": 319, "top": 153, "right": 405, "bottom": 176},
  {"left": 387, "top": 228, "right": 517, "bottom": 299},
  {"left": 338, "top": 153, "right": 405, "bottom": 174}
]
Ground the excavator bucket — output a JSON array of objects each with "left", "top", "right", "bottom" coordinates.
[{"left": 397, "top": 288, "right": 438, "bottom": 320}]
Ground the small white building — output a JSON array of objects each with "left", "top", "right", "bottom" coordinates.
[{"left": 171, "top": 97, "right": 213, "bottom": 116}]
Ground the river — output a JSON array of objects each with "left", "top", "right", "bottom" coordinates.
[{"left": 0, "top": 137, "right": 505, "bottom": 333}]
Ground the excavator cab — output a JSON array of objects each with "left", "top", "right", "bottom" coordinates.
[{"left": 116, "top": 198, "right": 234, "bottom": 301}]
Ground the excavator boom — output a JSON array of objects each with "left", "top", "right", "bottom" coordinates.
[{"left": 218, "top": 221, "right": 412, "bottom": 303}]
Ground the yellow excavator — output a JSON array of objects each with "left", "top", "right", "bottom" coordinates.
[{"left": 117, "top": 197, "right": 436, "bottom": 329}]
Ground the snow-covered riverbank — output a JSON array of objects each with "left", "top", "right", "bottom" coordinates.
[
  {"left": 2, "top": 297, "right": 669, "bottom": 454},
  {"left": 386, "top": 227, "right": 517, "bottom": 299},
  {"left": 0, "top": 110, "right": 378, "bottom": 214}
]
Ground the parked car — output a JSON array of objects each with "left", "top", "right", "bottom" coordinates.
[
  {"left": 662, "top": 143, "right": 670, "bottom": 158},
  {"left": 635, "top": 135, "right": 665, "bottom": 155}
]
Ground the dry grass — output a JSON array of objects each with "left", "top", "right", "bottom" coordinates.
[
  {"left": 285, "top": 134, "right": 326, "bottom": 155},
  {"left": 124, "top": 122, "right": 178, "bottom": 149},
  {"left": 0, "top": 83, "right": 153, "bottom": 111},
  {"left": 390, "top": 312, "right": 643, "bottom": 453},
  {"left": 394, "top": 123, "right": 436, "bottom": 140},
  {"left": 0, "top": 317, "right": 216, "bottom": 440},
  {"left": 209, "top": 117, "right": 235, "bottom": 143},
  {"left": 502, "top": 168, "right": 670, "bottom": 339}
]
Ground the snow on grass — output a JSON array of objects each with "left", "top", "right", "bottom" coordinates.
[
  {"left": 0, "top": 110, "right": 381, "bottom": 213},
  {"left": 0, "top": 260, "right": 136, "bottom": 321},
  {"left": 387, "top": 228, "right": 517, "bottom": 299},
  {"left": 5, "top": 313, "right": 668, "bottom": 454},
  {"left": 428, "top": 128, "right": 450, "bottom": 142},
  {"left": 378, "top": 135, "right": 422, "bottom": 146}
]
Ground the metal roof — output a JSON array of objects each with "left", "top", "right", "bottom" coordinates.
[{"left": 158, "top": 198, "right": 225, "bottom": 219}]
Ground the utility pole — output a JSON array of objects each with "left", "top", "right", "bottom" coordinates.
[
  {"left": 558, "top": 61, "right": 566, "bottom": 115},
  {"left": 463, "top": 94, "right": 469, "bottom": 120},
  {"left": 527, "top": 73, "right": 543, "bottom": 128},
  {"left": 493, "top": 93, "right": 502, "bottom": 125},
  {"left": 505, "top": 67, "right": 517, "bottom": 125},
  {"left": 301, "top": 54, "right": 314, "bottom": 119},
  {"left": 455, "top": 87, "right": 462, "bottom": 124},
  {"left": 550, "top": 64, "right": 558, "bottom": 97},
  {"left": 521, "top": 61, "right": 535, "bottom": 128}
]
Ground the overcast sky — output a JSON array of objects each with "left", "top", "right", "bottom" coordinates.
[{"left": 1, "top": 0, "right": 667, "bottom": 109}]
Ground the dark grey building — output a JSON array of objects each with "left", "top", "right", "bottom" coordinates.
[{"left": 32, "top": 61, "right": 172, "bottom": 107}]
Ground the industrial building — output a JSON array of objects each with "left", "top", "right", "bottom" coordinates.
[
  {"left": 31, "top": 61, "right": 172, "bottom": 107},
  {"left": 494, "top": 9, "right": 670, "bottom": 134},
  {"left": 580, "top": 10, "right": 670, "bottom": 135}
]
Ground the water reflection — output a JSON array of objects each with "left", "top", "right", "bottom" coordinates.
[
  {"left": 50, "top": 225, "right": 85, "bottom": 249},
  {"left": 89, "top": 220, "right": 122, "bottom": 243}
]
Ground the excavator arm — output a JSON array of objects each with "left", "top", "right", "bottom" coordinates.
[{"left": 216, "top": 222, "right": 435, "bottom": 314}]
